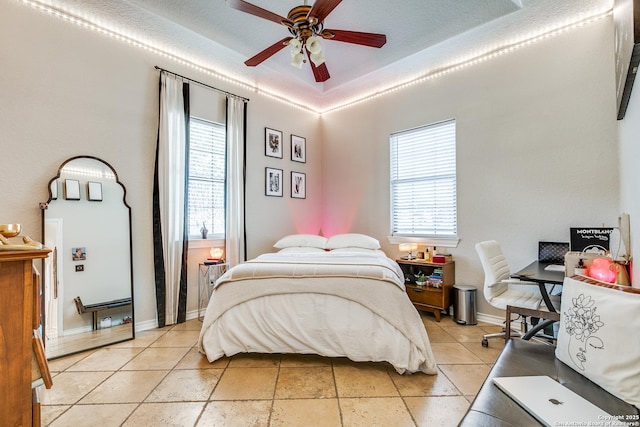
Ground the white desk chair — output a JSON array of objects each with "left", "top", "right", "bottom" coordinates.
[{"left": 476, "top": 240, "right": 543, "bottom": 347}]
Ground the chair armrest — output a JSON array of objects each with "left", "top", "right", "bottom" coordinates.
[{"left": 505, "top": 305, "right": 560, "bottom": 341}]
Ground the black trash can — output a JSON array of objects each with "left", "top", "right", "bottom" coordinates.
[{"left": 453, "top": 284, "right": 477, "bottom": 325}]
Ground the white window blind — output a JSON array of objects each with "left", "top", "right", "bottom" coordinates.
[
  {"left": 188, "top": 117, "right": 226, "bottom": 239},
  {"left": 390, "top": 119, "right": 457, "bottom": 238}
]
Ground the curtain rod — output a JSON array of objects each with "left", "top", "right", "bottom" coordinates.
[{"left": 154, "top": 66, "right": 249, "bottom": 102}]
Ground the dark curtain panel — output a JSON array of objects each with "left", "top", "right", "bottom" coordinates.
[
  {"left": 153, "top": 77, "right": 166, "bottom": 328},
  {"left": 177, "top": 82, "right": 190, "bottom": 324}
]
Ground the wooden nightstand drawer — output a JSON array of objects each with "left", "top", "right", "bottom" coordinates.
[{"left": 406, "top": 285, "right": 442, "bottom": 307}]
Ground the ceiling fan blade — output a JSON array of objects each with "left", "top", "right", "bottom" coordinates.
[
  {"left": 245, "top": 37, "right": 293, "bottom": 67},
  {"left": 322, "top": 29, "right": 387, "bottom": 48},
  {"left": 307, "top": 50, "right": 330, "bottom": 82},
  {"left": 306, "top": 0, "right": 343, "bottom": 22},
  {"left": 227, "top": 0, "right": 293, "bottom": 26}
]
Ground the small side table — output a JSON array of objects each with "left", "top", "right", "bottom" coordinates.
[{"left": 198, "top": 262, "right": 227, "bottom": 321}]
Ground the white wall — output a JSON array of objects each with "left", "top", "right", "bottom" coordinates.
[
  {"left": 321, "top": 17, "right": 621, "bottom": 318},
  {"left": 0, "top": 2, "right": 321, "bottom": 329}
]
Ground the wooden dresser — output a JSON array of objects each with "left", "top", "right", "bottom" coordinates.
[{"left": 0, "top": 249, "right": 52, "bottom": 427}]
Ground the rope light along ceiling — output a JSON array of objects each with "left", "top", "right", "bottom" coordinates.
[{"left": 18, "top": 0, "right": 612, "bottom": 115}]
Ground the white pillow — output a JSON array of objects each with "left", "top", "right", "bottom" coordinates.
[
  {"left": 278, "top": 247, "right": 326, "bottom": 253},
  {"left": 555, "top": 276, "right": 640, "bottom": 407},
  {"left": 329, "top": 247, "right": 380, "bottom": 253},
  {"left": 273, "top": 234, "right": 327, "bottom": 249},
  {"left": 324, "top": 233, "right": 380, "bottom": 250}
]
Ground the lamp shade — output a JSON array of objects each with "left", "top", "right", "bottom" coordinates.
[
  {"left": 398, "top": 243, "right": 418, "bottom": 252},
  {"left": 209, "top": 247, "right": 224, "bottom": 260},
  {"left": 291, "top": 52, "right": 304, "bottom": 68},
  {"left": 306, "top": 36, "right": 322, "bottom": 54},
  {"left": 309, "top": 50, "right": 325, "bottom": 66}
]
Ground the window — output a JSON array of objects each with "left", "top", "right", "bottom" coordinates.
[
  {"left": 188, "top": 117, "right": 226, "bottom": 239},
  {"left": 390, "top": 119, "right": 457, "bottom": 239}
]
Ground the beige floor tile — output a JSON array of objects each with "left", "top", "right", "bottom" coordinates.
[
  {"left": 41, "top": 405, "right": 69, "bottom": 426},
  {"left": 333, "top": 364, "right": 399, "bottom": 398},
  {"left": 47, "top": 351, "right": 93, "bottom": 372},
  {"left": 227, "top": 352, "right": 281, "bottom": 368},
  {"left": 110, "top": 330, "right": 167, "bottom": 348},
  {"left": 275, "top": 367, "right": 336, "bottom": 399},
  {"left": 424, "top": 326, "right": 457, "bottom": 343},
  {"left": 150, "top": 330, "right": 200, "bottom": 347},
  {"left": 440, "top": 325, "right": 488, "bottom": 343},
  {"left": 48, "top": 403, "right": 138, "bottom": 427},
  {"left": 146, "top": 368, "right": 223, "bottom": 402},
  {"left": 65, "top": 347, "right": 144, "bottom": 371},
  {"left": 390, "top": 368, "right": 460, "bottom": 396},
  {"left": 170, "top": 319, "right": 203, "bottom": 331},
  {"left": 123, "top": 402, "right": 205, "bottom": 427},
  {"left": 175, "top": 347, "right": 230, "bottom": 369},
  {"left": 271, "top": 399, "right": 341, "bottom": 427},
  {"left": 404, "top": 395, "right": 471, "bottom": 427},
  {"left": 280, "top": 353, "right": 333, "bottom": 367},
  {"left": 197, "top": 400, "right": 271, "bottom": 427},
  {"left": 461, "top": 340, "right": 504, "bottom": 364},
  {"left": 430, "top": 343, "right": 485, "bottom": 365},
  {"left": 340, "top": 397, "right": 415, "bottom": 427},
  {"left": 439, "top": 364, "right": 491, "bottom": 396},
  {"left": 478, "top": 323, "right": 503, "bottom": 334},
  {"left": 211, "top": 367, "right": 278, "bottom": 400},
  {"left": 40, "top": 371, "right": 112, "bottom": 405},
  {"left": 121, "top": 346, "right": 190, "bottom": 370},
  {"left": 80, "top": 370, "right": 168, "bottom": 404}
]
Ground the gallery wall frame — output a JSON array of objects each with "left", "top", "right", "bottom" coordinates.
[
  {"left": 87, "top": 181, "right": 103, "bottom": 202},
  {"left": 291, "top": 135, "right": 306, "bottom": 163},
  {"left": 291, "top": 171, "right": 306, "bottom": 199},
  {"left": 265, "top": 167, "right": 283, "bottom": 197},
  {"left": 64, "top": 179, "right": 80, "bottom": 200},
  {"left": 265, "top": 127, "right": 283, "bottom": 158}
]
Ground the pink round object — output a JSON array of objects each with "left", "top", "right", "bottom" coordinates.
[{"left": 586, "top": 257, "right": 616, "bottom": 283}]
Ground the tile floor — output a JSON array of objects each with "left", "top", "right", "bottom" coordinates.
[{"left": 41, "top": 313, "right": 505, "bottom": 427}]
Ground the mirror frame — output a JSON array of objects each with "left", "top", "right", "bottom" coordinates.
[{"left": 41, "top": 155, "right": 135, "bottom": 359}]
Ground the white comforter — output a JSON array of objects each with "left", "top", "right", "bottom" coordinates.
[{"left": 198, "top": 251, "right": 436, "bottom": 374}]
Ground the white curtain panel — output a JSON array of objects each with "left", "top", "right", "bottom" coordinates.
[
  {"left": 225, "top": 96, "right": 246, "bottom": 267},
  {"left": 158, "top": 72, "right": 187, "bottom": 325}
]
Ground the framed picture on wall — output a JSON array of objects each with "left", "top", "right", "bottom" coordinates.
[
  {"left": 87, "top": 182, "right": 103, "bottom": 202},
  {"left": 265, "top": 167, "right": 283, "bottom": 197},
  {"left": 291, "top": 135, "right": 306, "bottom": 163},
  {"left": 291, "top": 171, "right": 306, "bottom": 199},
  {"left": 265, "top": 127, "right": 283, "bottom": 158},
  {"left": 64, "top": 179, "right": 81, "bottom": 200}
]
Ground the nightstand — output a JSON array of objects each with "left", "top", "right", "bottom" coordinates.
[
  {"left": 197, "top": 262, "right": 227, "bottom": 321},
  {"left": 396, "top": 259, "right": 455, "bottom": 321}
]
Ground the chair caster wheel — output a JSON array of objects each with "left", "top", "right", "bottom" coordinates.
[{"left": 482, "top": 338, "right": 489, "bottom": 347}]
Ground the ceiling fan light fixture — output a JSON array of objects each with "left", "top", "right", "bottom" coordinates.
[
  {"left": 310, "top": 50, "right": 325, "bottom": 67},
  {"left": 291, "top": 51, "right": 305, "bottom": 68},
  {"left": 306, "top": 35, "right": 322, "bottom": 54},
  {"left": 288, "top": 38, "right": 302, "bottom": 53}
]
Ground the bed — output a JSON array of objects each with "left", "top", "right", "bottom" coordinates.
[{"left": 197, "top": 233, "right": 437, "bottom": 374}]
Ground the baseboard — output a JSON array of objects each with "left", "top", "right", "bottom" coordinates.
[
  {"left": 476, "top": 312, "right": 504, "bottom": 326},
  {"left": 134, "top": 309, "right": 201, "bottom": 333}
]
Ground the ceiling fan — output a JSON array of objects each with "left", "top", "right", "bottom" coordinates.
[{"left": 227, "top": 0, "right": 387, "bottom": 82}]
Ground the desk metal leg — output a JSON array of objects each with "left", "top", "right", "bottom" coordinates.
[{"left": 537, "top": 283, "right": 557, "bottom": 312}]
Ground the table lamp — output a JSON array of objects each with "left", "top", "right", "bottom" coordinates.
[
  {"left": 206, "top": 247, "right": 224, "bottom": 265},
  {"left": 399, "top": 243, "right": 418, "bottom": 260}
]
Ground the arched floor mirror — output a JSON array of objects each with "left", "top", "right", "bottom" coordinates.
[{"left": 41, "top": 156, "right": 134, "bottom": 359}]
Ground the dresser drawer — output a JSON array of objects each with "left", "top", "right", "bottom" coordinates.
[{"left": 406, "top": 286, "right": 443, "bottom": 308}]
